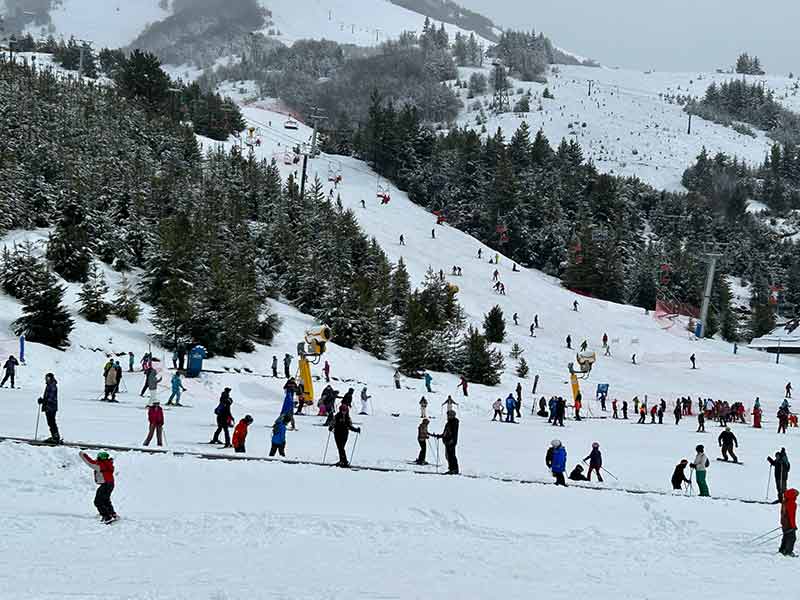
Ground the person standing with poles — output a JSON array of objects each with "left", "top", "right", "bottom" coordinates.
[
  {"left": 779, "top": 488, "right": 798, "bottom": 556},
  {"left": 690, "top": 445, "right": 710, "bottom": 497},
  {"left": 459, "top": 375, "right": 469, "bottom": 397},
  {"left": 166, "top": 371, "right": 187, "bottom": 406},
  {"left": 419, "top": 396, "right": 428, "bottom": 418},
  {"left": 210, "top": 388, "right": 234, "bottom": 447},
  {"left": 416, "top": 418, "right": 430, "bottom": 465},
  {"left": 768, "top": 449, "right": 791, "bottom": 502},
  {"left": 330, "top": 404, "right": 360, "bottom": 467},
  {"left": 584, "top": 442, "right": 603, "bottom": 482},
  {"left": 431, "top": 410, "right": 459, "bottom": 474},
  {"left": 442, "top": 395, "right": 458, "bottom": 414},
  {"left": 718, "top": 427, "right": 739, "bottom": 463},
  {"left": 143, "top": 399, "right": 164, "bottom": 447},
  {"left": 0, "top": 354, "right": 19, "bottom": 388},
  {"left": 38, "top": 373, "right": 60, "bottom": 443}
]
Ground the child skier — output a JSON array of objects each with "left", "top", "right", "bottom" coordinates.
[
  {"left": 232, "top": 415, "right": 254, "bottom": 453},
  {"left": 79, "top": 451, "right": 117, "bottom": 523},
  {"left": 143, "top": 399, "right": 164, "bottom": 447},
  {"left": 270, "top": 414, "right": 291, "bottom": 457},
  {"left": 584, "top": 442, "right": 603, "bottom": 482},
  {"left": 166, "top": 371, "right": 186, "bottom": 406}
]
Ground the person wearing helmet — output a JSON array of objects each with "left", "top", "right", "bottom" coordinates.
[
  {"left": 232, "top": 415, "right": 254, "bottom": 453},
  {"left": 690, "top": 444, "right": 710, "bottom": 497},
  {"left": 416, "top": 418, "right": 430, "bottom": 465},
  {"left": 546, "top": 440, "right": 567, "bottom": 486},
  {"left": 431, "top": 410, "right": 459, "bottom": 474},
  {"left": 79, "top": 450, "right": 117, "bottom": 523},
  {"left": 779, "top": 488, "right": 798, "bottom": 556},
  {"left": 143, "top": 399, "right": 164, "bottom": 447},
  {"left": 569, "top": 464, "right": 588, "bottom": 481},
  {"left": 718, "top": 426, "right": 739, "bottom": 463},
  {"left": 330, "top": 404, "right": 361, "bottom": 467},
  {"left": 671, "top": 459, "right": 691, "bottom": 491},
  {"left": 584, "top": 442, "right": 603, "bottom": 482},
  {"left": 270, "top": 413, "right": 292, "bottom": 457}
]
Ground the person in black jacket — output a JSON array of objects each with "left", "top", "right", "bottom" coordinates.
[
  {"left": 330, "top": 404, "right": 361, "bottom": 467},
  {"left": 432, "top": 410, "right": 459, "bottom": 474},
  {"left": 569, "top": 465, "right": 588, "bottom": 481},
  {"left": 210, "top": 388, "right": 233, "bottom": 447},
  {"left": 1, "top": 355, "right": 19, "bottom": 388},
  {"left": 584, "top": 442, "right": 603, "bottom": 482},
  {"left": 671, "top": 459, "right": 690, "bottom": 491},
  {"left": 38, "top": 373, "right": 60, "bottom": 443},
  {"left": 768, "top": 448, "right": 791, "bottom": 502},
  {"left": 718, "top": 427, "right": 739, "bottom": 463}
]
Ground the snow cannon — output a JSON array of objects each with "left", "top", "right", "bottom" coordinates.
[
  {"left": 186, "top": 345, "right": 207, "bottom": 378},
  {"left": 297, "top": 325, "right": 332, "bottom": 406}
]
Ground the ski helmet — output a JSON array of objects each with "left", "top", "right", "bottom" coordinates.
[
  {"left": 592, "top": 442, "right": 599, "bottom": 449},
  {"left": 725, "top": 426, "right": 730, "bottom": 431},
  {"left": 551, "top": 439, "right": 561, "bottom": 448},
  {"left": 696, "top": 444, "right": 704, "bottom": 452},
  {"left": 97, "top": 451, "right": 110, "bottom": 460},
  {"left": 244, "top": 415, "right": 253, "bottom": 424}
]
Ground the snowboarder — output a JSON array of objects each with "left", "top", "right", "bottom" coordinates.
[
  {"left": 271, "top": 355, "right": 278, "bottom": 378},
  {"left": 399, "top": 234, "right": 405, "bottom": 246},
  {"left": 768, "top": 449, "right": 791, "bottom": 502},
  {"left": 323, "top": 360, "right": 331, "bottom": 383},
  {"left": 513, "top": 312, "right": 519, "bottom": 326},
  {"left": 718, "top": 427, "right": 738, "bottom": 463},
  {"left": 546, "top": 440, "right": 567, "bottom": 486},
  {"left": 697, "top": 410, "right": 705, "bottom": 433},
  {"left": 505, "top": 394, "right": 516, "bottom": 423},
  {"left": 459, "top": 376, "right": 468, "bottom": 397},
  {"left": 787, "top": 382, "right": 793, "bottom": 399},
  {"left": 232, "top": 415, "right": 253, "bottom": 453},
  {"left": 566, "top": 335, "right": 572, "bottom": 349},
  {"left": 394, "top": 369, "right": 402, "bottom": 390},
  {"left": 103, "top": 360, "right": 119, "bottom": 402},
  {"left": 0, "top": 355, "right": 19, "bottom": 388},
  {"left": 573, "top": 300, "right": 579, "bottom": 312},
  {"left": 569, "top": 465, "right": 588, "bottom": 481},
  {"left": 210, "top": 388, "right": 234, "bottom": 447},
  {"left": 79, "top": 451, "right": 117, "bottom": 523},
  {"left": 492, "top": 398, "right": 504, "bottom": 421},
  {"left": 166, "top": 371, "right": 186, "bottom": 406},
  {"left": 690, "top": 354, "right": 696, "bottom": 369},
  {"left": 424, "top": 372, "right": 433, "bottom": 393},
  {"left": 690, "top": 445, "right": 710, "bottom": 497},
  {"left": 671, "top": 459, "right": 691, "bottom": 491},
  {"left": 143, "top": 399, "right": 164, "bottom": 447},
  {"left": 584, "top": 442, "right": 603, "bottom": 482},
  {"left": 128, "top": 352, "right": 135, "bottom": 373},
  {"left": 283, "top": 354, "right": 292, "bottom": 379},
  {"left": 779, "top": 488, "right": 798, "bottom": 556},
  {"left": 432, "top": 410, "right": 459, "bottom": 474},
  {"left": 416, "top": 418, "right": 430, "bottom": 464},
  {"left": 38, "top": 373, "right": 60, "bottom": 443},
  {"left": 359, "top": 387, "right": 371, "bottom": 415},
  {"left": 270, "top": 414, "right": 291, "bottom": 457},
  {"left": 419, "top": 396, "right": 428, "bottom": 418},
  {"left": 330, "top": 404, "right": 361, "bottom": 467}
]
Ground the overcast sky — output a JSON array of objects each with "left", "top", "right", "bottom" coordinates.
[{"left": 458, "top": 0, "right": 799, "bottom": 74}]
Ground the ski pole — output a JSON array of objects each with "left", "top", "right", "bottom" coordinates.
[
  {"left": 686, "top": 470, "right": 693, "bottom": 496},
  {"left": 600, "top": 466, "right": 619, "bottom": 481},
  {"left": 349, "top": 431, "right": 360, "bottom": 465},
  {"left": 322, "top": 429, "right": 331, "bottom": 463},
  {"left": 34, "top": 406, "right": 41, "bottom": 440},
  {"left": 754, "top": 532, "right": 783, "bottom": 546},
  {"left": 766, "top": 464, "right": 773, "bottom": 501},
  {"left": 748, "top": 526, "right": 781, "bottom": 543}
]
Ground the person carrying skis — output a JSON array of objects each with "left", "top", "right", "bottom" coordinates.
[
  {"left": 103, "top": 359, "right": 119, "bottom": 402},
  {"left": 283, "top": 354, "right": 292, "bottom": 379},
  {"left": 492, "top": 398, "right": 504, "bottom": 421},
  {"left": 690, "top": 445, "right": 710, "bottom": 497},
  {"left": 431, "top": 410, "right": 459, "bottom": 474},
  {"left": 323, "top": 360, "right": 331, "bottom": 383},
  {"left": 779, "top": 488, "right": 798, "bottom": 556},
  {"left": 330, "top": 404, "right": 361, "bottom": 467},
  {"left": 416, "top": 418, "right": 430, "bottom": 465},
  {"left": 38, "top": 373, "right": 60, "bottom": 443},
  {"left": 671, "top": 459, "right": 691, "bottom": 491},
  {"left": 0, "top": 354, "right": 19, "bottom": 388},
  {"left": 584, "top": 442, "right": 603, "bottom": 482},
  {"left": 718, "top": 427, "right": 739, "bottom": 463},
  {"left": 79, "top": 451, "right": 117, "bottom": 524},
  {"left": 270, "top": 414, "right": 292, "bottom": 457},
  {"left": 232, "top": 415, "right": 254, "bottom": 453},
  {"left": 143, "top": 399, "right": 164, "bottom": 447},
  {"left": 210, "top": 388, "right": 234, "bottom": 447},
  {"left": 424, "top": 372, "right": 433, "bottom": 393},
  {"left": 167, "top": 371, "right": 186, "bottom": 406},
  {"left": 359, "top": 387, "right": 371, "bottom": 415},
  {"left": 505, "top": 394, "right": 516, "bottom": 423},
  {"left": 419, "top": 396, "right": 428, "bottom": 419},
  {"left": 569, "top": 465, "right": 589, "bottom": 481},
  {"left": 768, "top": 449, "right": 791, "bottom": 502},
  {"left": 546, "top": 440, "right": 567, "bottom": 486},
  {"left": 271, "top": 355, "right": 278, "bottom": 378}
]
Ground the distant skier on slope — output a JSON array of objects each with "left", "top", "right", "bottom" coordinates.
[
  {"left": 79, "top": 451, "right": 117, "bottom": 524},
  {"left": 167, "top": 371, "right": 186, "bottom": 406},
  {"left": 546, "top": 440, "right": 567, "bottom": 486},
  {"left": 0, "top": 355, "right": 19, "bottom": 389},
  {"left": 584, "top": 442, "right": 603, "bottom": 482}
]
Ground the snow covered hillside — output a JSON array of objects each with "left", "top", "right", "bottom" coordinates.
[{"left": 457, "top": 65, "right": 781, "bottom": 190}]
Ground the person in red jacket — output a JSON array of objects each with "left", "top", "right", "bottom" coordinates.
[
  {"left": 79, "top": 451, "right": 117, "bottom": 523},
  {"left": 232, "top": 415, "right": 254, "bottom": 453},
  {"left": 459, "top": 376, "right": 468, "bottom": 397},
  {"left": 780, "top": 488, "right": 798, "bottom": 556},
  {"left": 143, "top": 400, "right": 164, "bottom": 447}
]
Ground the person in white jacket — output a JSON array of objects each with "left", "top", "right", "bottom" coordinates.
[
  {"left": 359, "top": 387, "right": 371, "bottom": 415},
  {"left": 690, "top": 444, "right": 710, "bottom": 496}
]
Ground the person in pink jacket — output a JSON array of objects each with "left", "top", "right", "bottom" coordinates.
[{"left": 144, "top": 399, "right": 164, "bottom": 447}]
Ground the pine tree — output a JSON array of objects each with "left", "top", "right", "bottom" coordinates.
[
  {"left": 78, "top": 262, "right": 111, "bottom": 323},
  {"left": 509, "top": 343, "right": 524, "bottom": 360},
  {"left": 460, "top": 326, "right": 504, "bottom": 386},
  {"left": 516, "top": 357, "right": 529, "bottom": 378},
  {"left": 395, "top": 293, "right": 431, "bottom": 376},
  {"left": 0, "top": 241, "right": 46, "bottom": 301},
  {"left": 46, "top": 194, "right": 93, "bottom": 282},
  {"left": 391, "top": 257, "right": 411, "bottom": 316},
  {"left": 483, "top": 305, "right": 506, "bottom": 343},
  {"left": 112, "top": 275, "right": 141, "bottom": 323},
  {"left": 13, "top": 269, "right": 74, "bottom": 349}
]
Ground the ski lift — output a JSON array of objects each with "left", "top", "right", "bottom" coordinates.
[
  {"left": 568, "top": 351, "right": 597, "bottom": 379},
  {"left": 377, "top": 179, "right": 391, "bottom": 204},
  {"left": 284, "top": 117, "right": 299, "bottom": 130}
]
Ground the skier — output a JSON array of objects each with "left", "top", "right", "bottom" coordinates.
[
  {"left": 779, "top": 488, "right": 798, "bottom": 556},
  {"left": 612, "top": 399, "right": 619, "bottom": 419},
  {"left": 323, "top": 360, "right": 331, "bottom": 383},
  {"left": 359, "top": 387, "right": 371, "bottom": 415},
  {"left": 416, "top": 418, "right": 430, "bottom": 465},
  {"left": 330, "top": 404, "right": 361, "bottom": 467},
  {"left": 534, "top": 314, "right": 539, "bottom": 329},
  {"left": 515, "top": 382, "right": 523, "bottom": 417},
  {"left": 431, "top": 410, "right": 459, "bottom": 474},
  {"left": 144, "top": 366, "right": 161, "bottom": 404},
  {"left": 0, "top": 354, "right": 19, "bottom": 388},
  {"left": 690, "top": 445, "right": 710, "bottom": 497},
  {"left": 232, "top": 415, "right": 253, "bottom": 453},
  {"left": 79, "top": 451, "right": 117, "bottom": 523},
  {"left": 210, "top": 388, "right": 234, "bottom": 447},
  {"left": 622, "top": 400, "right": 628, "bottom": 420},
  {"left": 631, "top": 354, "right": 637, "bottom": 365},
  {"left": 602, "top": 333, "right": 608, "bottom": 347},
  {"left": 102, "top": 359, "right": 119, "bottom": 402},
  {"left": 399, "top": 234, "right": 405, "bottom": 246},
  {"left": 604, "top": 344, "right": 612, "bottom": 357},
  {"left": 787, "top": 382, "right": 793, "bottom": 399},
  {"left": 718, "top": 427, "right": 739, "bottom": 463},
  {"left": 442, "top": 395, "right": 459, "bottom": 413},
  {"left": 113, "top": 361, "right": 123, "bottom": 396},
  {"left": 394, "top": 369, "right": 401, "bottom": 390},
  {"left": 778, "top": 407, "right": 790, "bottom": 434},
  {"left": 271, "top": 355, "right": 278, "bottom": 378},
  {"left": 584, "top": 442, "right": 603, "bottom": 482},
  {"left": 674, "top": 400, "right": 682, "bottom": 425},
  {"left": 340, "top": 387, "right": 354, "bottom": 409},
  {"left": 569, "top": 465, "right": 589, "bottom": 481},
  {"left": 360, "top": 199, "right": 366, "bottom": 209},
  {"left": 505, "top": 394, "right": 516, "bottom": 423},
  {"left": 143, "top": 399, "right": 164, "bottom": 447},
  {"left": 554, "top": 397, "right": 566, "bottom": 427},
  {"left": 166, "top": 371, "right": 186, "bottom": 406},
  {"left": 477, "top": 248, "right": 482, "bottom": 259},
  {"left": 752, "top": 402, "right": 763, "bottom": 428},
  {"left": 657, "top": 402, "right": 664, "bottom": 425},
  {"left": 38, "top": 373, "right": 60, "bottom": 443},
  {"left": 283, "top": 354, "right": 292, "bottom": 379},
  {"left": 697, "top": 410, "right": 706, "bottom": 433},
  {"left": 580, "top": 340, "right": 588, "bottom": 352},
  {"left": 492, "top": 398, "right": 504, "bottom": 421},
  {"left": 419, "top": 396, "right": 428, "bottom": 418},
  {"left": 768, "top": 449, "right": 791, "bottom": 502},
  {"left": 671, "top": 459, "right": 691, "bottom": 491},
  {"left": 574, "top": 393, "right": 582, "bottom": 421},
  {"left": 424, "top": 372, "right": 433, "bottom": 393},
  {"left": 566, "top": 335, "right": 572, "bottom": 349},
  {"left": 492, "top": 269, "right": 499, "bottom": 282},
  {"left": 637, "top": 404, "right": 646, "bottom": 424},
  {"left": 431, "top": 228, "right": 435, "bottom": 239},
  {"left": 546, "top": 440, "right": 567, "bottom": 486},
  {"left": 690, "top": 353, "right": 696, "bottom": 369},
  {"left": 530, "top": 323, "right": 536, "bottom": 337},
  {"left": 270, "top": 414, "right": 291, "bottom": 457},
  {"left": 177, "top": 345, "right": 186, "bottom": 371},
  {"left": 459, "top": 375, "right": 468, "bottom": 397},
  {"left": 573, "top": 300, "right": 579, "bottom": 312},
  {"left": 128, "top": 352, "right": 135, "bottom": 373},
  {"left": 513, "top": 313, "right": 519, "bottom": 326}
]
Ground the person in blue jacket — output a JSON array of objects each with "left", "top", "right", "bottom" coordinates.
[
  {"left": 281, "top": 378, "right": 298, "bottom": 430},
  {"left": 424, "top": 372, "right": 433, "bottom": 393},
  {"left": 270, "top": 414, "right": 292, "bottom": 457},
  {"left": 548, "top": 397, "right": 557, "bottom": 424},
  {"left": 545, "top": 439, "right": 567, "bottom": 486},
  {"left": 584, "top": 442, "right": 603, "bottom": 482},
  {"left": 505, "top": 393, "right": 516, "bottom": 423},
  {"left": 166, "top": 372, "right": 187, "bottom": 406}
]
